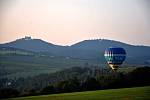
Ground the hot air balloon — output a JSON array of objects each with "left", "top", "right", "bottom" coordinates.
[{"left": 104, "top": 47, "right": 126, "bottom": 71}]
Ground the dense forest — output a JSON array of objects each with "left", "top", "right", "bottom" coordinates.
[{"left": 0, "top": 66, "right": 150, "bottom": 99}]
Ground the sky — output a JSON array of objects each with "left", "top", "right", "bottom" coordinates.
[{"left": 0, "top": 0, "right": 150, "bottom": 46}]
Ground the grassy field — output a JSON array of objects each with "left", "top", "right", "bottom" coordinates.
[
  {"left": 0, "top": 55, "right": 100, "bottom": 79},
  {"left": 7, "top": 86, "right": 150, "bottom": 100}
]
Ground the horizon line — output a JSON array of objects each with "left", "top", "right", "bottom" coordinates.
[{"left": 0, "top": 36, "right": 150, "bottom": 47}]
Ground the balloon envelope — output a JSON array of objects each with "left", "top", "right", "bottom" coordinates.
[{"left": 104, "top": 47, "right": 126, "bottom": 71}]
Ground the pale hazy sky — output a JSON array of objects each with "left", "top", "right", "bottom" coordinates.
[{"left": 0, "top": 0, "right": 150, "bottom": 46}]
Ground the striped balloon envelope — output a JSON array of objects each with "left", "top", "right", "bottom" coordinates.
[{"left": 104, "top": 47, "right": 126, "bottom": 71}]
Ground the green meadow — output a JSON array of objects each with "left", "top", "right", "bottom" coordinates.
[{"left": 7, "top": 86, "right": 150, "bottom": 100}]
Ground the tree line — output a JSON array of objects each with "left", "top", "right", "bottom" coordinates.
[{"left": 0, "top": 66, "right": 150, "bottom": 99}]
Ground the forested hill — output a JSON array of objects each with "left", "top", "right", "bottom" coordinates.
[{"left": 1, "top": 37, "right": 150, "bottom": 65}]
